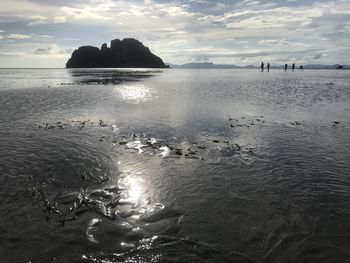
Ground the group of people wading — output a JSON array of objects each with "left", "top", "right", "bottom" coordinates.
[{"left": 260, "top": 62, "right": 303, "bottom": 72}]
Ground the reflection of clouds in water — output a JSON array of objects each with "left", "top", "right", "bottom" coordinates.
[{"left": 114, "top": 84, "right": 156, "bottom": 104}]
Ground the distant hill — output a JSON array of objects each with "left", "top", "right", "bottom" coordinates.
[
  {"left": 303, "top": 64, "right": 349, "bottom": 69},
  {"left": 170, "top": 62, "right": 255, "bottom": 69},
  {"left": 169, "top": 62, "right": 349, "bottom": 69},
  {"left": 66, "top": 38, "right": 168, "bottom": 68}
]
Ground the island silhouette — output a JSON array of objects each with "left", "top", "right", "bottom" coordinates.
[{"left": 66, "top": 38, "right": 168, "bottom": 68}]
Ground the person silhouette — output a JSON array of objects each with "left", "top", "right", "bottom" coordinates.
[
  {"left": 299, "top": 65, "right": 303, "bottom": 70},
  {"left": 261, "top": 62, "right": 264, "bottom": 72},
  {"left": 267, "top": 63, "right": 270, "bottom": 72},
  {"left": 292, "top": 63, "right": 295, "bottom": 71},
  {"left": 285, "top": 64, "right": 288, "bottom": 71}
]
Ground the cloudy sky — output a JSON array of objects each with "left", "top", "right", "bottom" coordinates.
[{"left": 0, "top": 0, "right": 349, "bottom": 67}]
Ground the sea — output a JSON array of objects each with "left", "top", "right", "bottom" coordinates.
[{"left": 0, "top": 68, "right": 350, "bottom": 263}]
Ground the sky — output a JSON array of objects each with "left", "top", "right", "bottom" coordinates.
[{"left": 0, "top": 0, "right": 349, "bottom": 67}]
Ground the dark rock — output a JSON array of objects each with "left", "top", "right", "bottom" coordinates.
[
  {"left": 66, "top": 46, "right": 102, "bottom": 68},
  {"left": 101, "top": 43, "right": 108, "bottom": 53},
  {"left": 66, "top": 38, "right": 169, "bottom": 68},
  {"left": 111, "top": 39, "right": 122, "bottom": 50}
]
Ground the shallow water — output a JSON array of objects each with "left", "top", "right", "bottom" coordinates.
[{"left": 0, "top": 68, "right": 350, "bottom": 262}]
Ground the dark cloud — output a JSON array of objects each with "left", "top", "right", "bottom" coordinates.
[
  {"left": 33, "top": 45, "right": 73, "bottom": 54},
  {"left": 33, "top": 46, "right": 53, "bottom": 54},
  {"left": 57, "top": 48, "right": 73, "bottom": 54}
]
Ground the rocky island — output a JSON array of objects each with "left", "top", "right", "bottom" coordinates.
[{"left": 66, "top": 38, "right": 168, "bottom": 68}]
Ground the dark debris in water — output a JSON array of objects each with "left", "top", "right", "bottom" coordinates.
[
  {"left": 116, "top": 135, "right": 243, "bottom": 162},
  {"left": 332, "top": 121, "right": 340, "bottom": 127},
  {"left": 289, "top": 121, "right": 303, "bottom": 126},
  {"left": 227, "top": 115, "right": 346, "bottom": 129},
  {"left": 36, "top": 119, "right": 115, "bottom": 130},
  {"left": 29, "top": 184, "right": 122, "bottom": 224},
  {"left": 35, "top": 119, "right": 247, "bottom": 163},
  {"left": 228, "top": 115, "right": 266, "bottom": 129},
  {"left": 29, "top": 177, "right": 184, "bottom": 249}
]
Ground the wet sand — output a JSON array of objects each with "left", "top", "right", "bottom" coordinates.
[{"left": 0, "top": 68, "right": 350, "bottom": 262}]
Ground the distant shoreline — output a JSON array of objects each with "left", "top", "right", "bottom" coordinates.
[
  {"left": 0, "top": 67, "right": 349, "bottom": 70},
  {"left": 0, "top": 66, "right": 350, "bottom": 71},
  {"left": 169, "top": 62, "right": 349, "bottom": 70}
]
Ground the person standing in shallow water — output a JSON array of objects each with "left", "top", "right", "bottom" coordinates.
[
  {"left": 285, "top": 64, "right": 288, "bottom": 71},
  {"left": 267, "top": 63, "right": 270, "bottom": 72},
  {"left": 292, "top": 63, "right": 295, "bottom": 71},
  {"left": 261, "top": 62, "right": 264, "bottom": 72}
]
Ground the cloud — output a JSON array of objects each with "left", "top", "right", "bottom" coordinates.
[
  {"left": 28, "top": 15, "right": 66, "bottom": 25},
  {"left": 212, "top": 3, "right": 226, "bottom": 11},
  {"left": 7, "top": 33, "right": 32, "bottom": 39},
  {"left": 260, "top": 39, "right": 289, "bottom": 46},
  {"left": 33, "top": 45, "right": 54, "bottom": 54},
  {"left": 259, "top": 39, "right": 311, "bottom": 48},
  {"left": 33, "top": 44, "right": 73, "bottom": 54},
  {"left": 0, "top": 0, "right": 349, "bottom": 67}
]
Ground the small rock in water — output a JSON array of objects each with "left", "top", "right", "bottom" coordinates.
[
  {"left": 99, "top": 120, "right": 108, "bottom": 127},
  {"left": 230, "top": 143, "right": 241, "bottom": 151},
  {"left": 86, "top": 218, "right": 102, "bottom": 243},
  {"left": 290, "top": 121, "right": 301, "bottom": 126},
  {"left": 332, "top": 121, "right": 340, "bottom": 127},
  {"left": 159, "top": 146, "right": 171, "bottom": 158},
  {"left": 175, "top": 149, "right": 183, "bottom": 155},
  {"left": 197, "top": 144, "right": 207, "bottom": 149}
]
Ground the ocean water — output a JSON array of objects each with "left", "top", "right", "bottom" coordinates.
[{"left": 0, "top": 68, "right": 350, "bottom": 263}]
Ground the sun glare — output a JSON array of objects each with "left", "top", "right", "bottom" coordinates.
[{"left": 114, "top": 84, "right": 155, "bottom": 104}]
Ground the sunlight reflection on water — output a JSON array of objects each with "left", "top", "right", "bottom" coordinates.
[
  {"left": 117, "top": 160, "right": 147, "bottom": 208},
  {"left": 114, "top": 83, "right": 156, "bottom": 103},
  {"left": 127, "top": 177, "right": 143, "bottom": 205}
]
